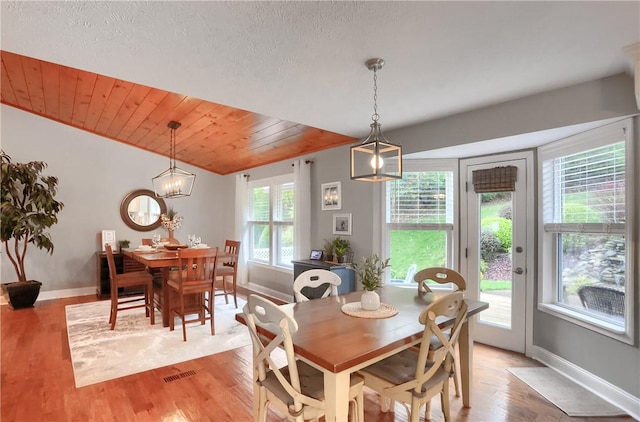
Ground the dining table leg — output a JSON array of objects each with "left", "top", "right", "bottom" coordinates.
[
  {"left": 459, "top": 314, "right": 475, "bottom": 408},
  {"left": 161, "top": 268, "right": 171, "bottom": 327},
  {"left": 323, "top": 370, "right": 351, "bottom": 421}
]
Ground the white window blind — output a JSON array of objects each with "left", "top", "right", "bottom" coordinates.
[
  {"left": 248, "top": 185, "right": 269, "bottom": 222},
  {"left": 543, "top": 141, "right": 625, "bottom": 234},
  {"left": 387, "top": 171, "right": 453, "bottom": 226},
  {"left": 274, "top": 182, "right": 294, "bottom": 222}
]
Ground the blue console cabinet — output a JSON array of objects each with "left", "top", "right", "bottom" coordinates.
[{"left": 291, "top": 259, "right": 356, "bottom": 300}]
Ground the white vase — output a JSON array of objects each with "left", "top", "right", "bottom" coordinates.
[{"left": 361, "top": 290, "right": 380, "bottom": 311}]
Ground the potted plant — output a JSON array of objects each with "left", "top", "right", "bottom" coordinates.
[
  {"left": 333, "top": 237, "right": 351, "bottom": 263},
  {"left": 354, "top": 254, "right": 390, "bottom": 310},
  {"left": 1, "top": 151, "right": 64, "bottom": 309},
  {"left": 118, "top": 239, "right": 130, "bottom": 253}
]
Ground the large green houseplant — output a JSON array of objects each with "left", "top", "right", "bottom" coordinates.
[{"left": 1, "top": 151, "right": 64, "bottom": 308}]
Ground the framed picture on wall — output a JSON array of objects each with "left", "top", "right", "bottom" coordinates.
[
  {"left": 333, "top": 213, "right": 352, "bottom": 235},
  {"left": 321, "top": 182, "right": 341, "bottom": 211}
]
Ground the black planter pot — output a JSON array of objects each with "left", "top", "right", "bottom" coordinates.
[{"left": 2, "top": 280, "right": 42, "bottom": 309}]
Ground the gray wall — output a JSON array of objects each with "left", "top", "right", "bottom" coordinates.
[
  {"left": 383, "top": 72, "right": 640, "bottom": 400},
  {"left": 1, "top": 105, "right": 234, "bottom": 295},
  {"left": 393, "top": 73, "right": 637, "bottom": 154},
  {"left": 240, "top": 144, "right": 377, "bottom": 301},
  {"left": 2, "top": 72, "right": 638, "bottom": 400}
]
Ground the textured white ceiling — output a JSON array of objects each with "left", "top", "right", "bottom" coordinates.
[{"left": 1, "top": 1, "right": 639, "bottom": 139}]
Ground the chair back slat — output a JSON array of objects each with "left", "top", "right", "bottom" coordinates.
[
  {"left": 175, "top": 247, "right": 219, "bottom": 285},
  {"left": 293, "top": 269, "right": 342, "bottom": 302},
  {"left": 415, "top": 267, "right": 466, "bottom": 294}
]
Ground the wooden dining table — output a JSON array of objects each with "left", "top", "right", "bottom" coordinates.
[
  {"left": 123, "top": 247, "right": 235, "bottom": 327},
  {"left": 236, "top": 285, "right": 489, "bottom": 422}
]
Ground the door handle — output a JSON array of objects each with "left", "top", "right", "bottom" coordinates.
[{"left": 514, "top": 267, "right": 524, "bottom": 275}]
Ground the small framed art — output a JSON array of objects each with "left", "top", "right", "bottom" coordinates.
[
  {"left": 333, "top": 213, "right": 352, "bottom": 236},
  {"left": 101, "top": 230, "right": 116, "bottom": 251},
  {"left": 321, "top": 182, "right": 341, "bottom": 211}
]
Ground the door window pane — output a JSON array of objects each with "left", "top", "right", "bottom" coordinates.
[{"left": 479, "top": 192, "right": 513, "bottom": 328}]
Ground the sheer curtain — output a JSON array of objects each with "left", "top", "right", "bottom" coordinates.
[
  {"left": 293, "top": 159, "right": 311, "bottom": 260},
  {"left": 235, "top": 174, "right": 248, "bottom": 284}
]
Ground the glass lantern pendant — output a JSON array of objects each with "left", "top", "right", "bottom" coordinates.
[
  {"left": 350, "top": 58, "right": 402, "bottom": 182},
  {"left": 152, "top": 121, "right": 196, "bottom": 198}
]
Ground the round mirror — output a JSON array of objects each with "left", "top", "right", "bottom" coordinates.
[{"left": 120, "top": 189, "right": 167, "bottom": 231}]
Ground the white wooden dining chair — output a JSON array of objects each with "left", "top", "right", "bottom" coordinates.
[
  {"left": 415, "top": 266, "right": 466, "bottom": 401},
  {"left": 293, "top": 269, "right": 341, "bottom": 302},
  {"left": 357, "top": 292, "right": 468, "bottom": 422},
  {"left": 243, "top": 294, "right": 364, "bottom": 422}
]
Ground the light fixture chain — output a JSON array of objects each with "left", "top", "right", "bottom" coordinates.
[
  {"left": 170, "top": 126, "right": 175, "bottom": 169},
  {"left": 372, "top": 67, "right": 379, "bottom": 123}
]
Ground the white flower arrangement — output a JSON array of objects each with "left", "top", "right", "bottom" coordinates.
[{"left": 160, "top": 208, "right": 183, "bottom": 232}]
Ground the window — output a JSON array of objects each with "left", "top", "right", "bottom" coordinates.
[
  {"left": 538, "top": 118, "right": 634, "bottom": 343},
  {"left": 385, "top": 160, "right": 457, "bottom": 284},
  {"left": 247, "top": 175, "right": 294, "bottom": 268}
]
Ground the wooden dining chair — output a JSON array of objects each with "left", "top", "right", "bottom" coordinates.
[
  {"left": 357, "top": 292, "right": 468, "bottom": 422},
  {"left": 167, "top": 247, "right": 218, "bottom": 341},
  {"left": 293, "top": 269, "right": 342, "bottom": 302},
  {"left": 141, "top": 238, "right": 153, "bottom": 246},
  {"left": 243, "top": 294, "right": 364, "bottom": 422},
  {"left": 105, "top": 244, "right": 154, "bottom": 330},
  {"left": 414, "top": 267, "right": 466, "bottom": 399},
  {"left": 215, "top": 240, "right": 240, "bottom": 308}
]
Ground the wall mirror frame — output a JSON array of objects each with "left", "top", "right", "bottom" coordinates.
[{"left": 120, "top": 189, "right": 167, "bottom": 232}]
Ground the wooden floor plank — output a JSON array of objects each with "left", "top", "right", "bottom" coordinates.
[{"left": 1, "top": 295, "right": 633, "bottom": 422}]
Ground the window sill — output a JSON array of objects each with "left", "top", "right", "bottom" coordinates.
[
  {"left": 537, "top": 302, "right": 632, "bottom": 345},
  {"left": 248, "top": 260, "right": 293, "bottom": 274}
]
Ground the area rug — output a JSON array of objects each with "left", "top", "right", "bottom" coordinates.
[
  {"left": 508, "top": 367, "right": 627, "bottom": 417},
  {"left": 66, "top": 297, "right": 250, "bottom": 388}
]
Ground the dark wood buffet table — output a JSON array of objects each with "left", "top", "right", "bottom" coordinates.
[{"left": 236, "top": 285, "right": 489, "bottom": 421}]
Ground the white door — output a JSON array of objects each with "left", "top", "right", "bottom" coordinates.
[{"left": 460, "top": 152, "right": 533, "bottom": 353}]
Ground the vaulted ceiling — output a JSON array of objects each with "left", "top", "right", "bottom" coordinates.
[
  {"left": 1, "top": 2, "right": 638, "bottom": 174},
  {"left": 0, "top": 50, "right": 355, "bottom": 175}
]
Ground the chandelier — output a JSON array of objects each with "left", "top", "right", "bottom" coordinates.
[
  {"left": 152, "top": 121, "right": 196, "bottom": 198},
  {"left": 350, "top": 58, "right": 402, "bottom": 182}
]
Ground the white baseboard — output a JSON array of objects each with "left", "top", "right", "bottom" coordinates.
[
  {"left": 38, "top": 287, "right": 97, "bottom": 302},
  {"left": 246, "top": 283, "right": 292, "bottom": 303},
  {"left": 0, "top": 286, "right": 97, "bottom": 307},
  {"left": 531, "top": 345, "right": 640, "bottom": 420}
]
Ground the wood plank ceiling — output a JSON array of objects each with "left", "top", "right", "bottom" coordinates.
[{"left": 0, "top": 50, "right": 356, "bottom": 175}]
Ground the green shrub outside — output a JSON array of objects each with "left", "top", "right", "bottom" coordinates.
[
  {"left": 481, "top": 216, "right": 512, "bottom": 250},
  {"left": 480, "top": 231, "right": 501, "bottom": 261},
  {"left": 498, "top": 204, "right": 512, "bottom": 220}
]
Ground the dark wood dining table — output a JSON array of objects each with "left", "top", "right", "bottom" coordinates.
[
  {"left": 123, "top": 247, "right": 235, "bottom": 327},
  {"left": 236, "top": 285, "right": 489, "bottom": 421}
]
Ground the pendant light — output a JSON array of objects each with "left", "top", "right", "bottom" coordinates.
[
  {"left": 152, "top": 121, "right": 196, "bottom": 198},
  {"left": 350, "top": 58, "right": 402, "bottom": 182}
]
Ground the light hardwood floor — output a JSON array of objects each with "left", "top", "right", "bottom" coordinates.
[{"left": 1, "top": 294, "right": 634, "bottom": 422}]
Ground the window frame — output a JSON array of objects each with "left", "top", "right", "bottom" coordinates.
[
  {"left": 382, "top": 159, "right": 459, "bottom": 286},
  {"left": 246, "top": 174, "right": 294, "bottom": 269},
  {"left": 537, "top": 118, "right": 635, "bottom": 344}
]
